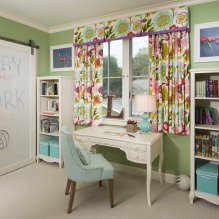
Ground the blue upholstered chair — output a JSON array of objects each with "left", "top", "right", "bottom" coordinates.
[{"left": 61, "top": 126, "right": 114, "bottom": 213}]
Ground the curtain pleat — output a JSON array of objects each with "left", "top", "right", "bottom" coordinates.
[
  {"left": 74, "top": 43, "right": 103, "bottom": 126},
  {"left": 149, "top": 31, "right": 190, "bottom": 135}
]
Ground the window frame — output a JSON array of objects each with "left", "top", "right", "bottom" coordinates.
[{"left": 103, "top": 38, "right": 149, "bottom": 126}]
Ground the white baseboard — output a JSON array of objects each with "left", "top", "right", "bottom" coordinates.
[{"left": 111, "top": 162, "right": 177, "bottom": 184}]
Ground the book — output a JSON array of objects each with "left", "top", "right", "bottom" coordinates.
[
  {"left": 49, "top": 119, "right": 59, "bottom": 133},
  {"left": 41, "top": 81, "right": 48, "bottom": 95},
  {"left": 214, "top": 80, "right": 218, "bottom": 97}
]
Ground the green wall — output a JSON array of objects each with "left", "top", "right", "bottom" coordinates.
[
  {"left": 1, "top": 0, "right": 219, "bottom": 176},
  {"left": 49, "top": 30, "right": 74, "bottom": 77},
  {"left": 0, "top": 16, "right": 49, "bottom": 76},
  {"left": 47, "top": 1, "right": 219, "bottom": 176},
  {"left": 190, "top": 1, "right": 219, "bottom": 69}
]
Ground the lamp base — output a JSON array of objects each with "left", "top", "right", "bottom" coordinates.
[{"left": 139, "top": 113, "right": 152, "bottom": 133}]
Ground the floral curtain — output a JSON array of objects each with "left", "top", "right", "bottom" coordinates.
[
  {"left": 73, "top": 6, "right": 189, "bottom": 46},
  {"left": 149, "top": 31, "right": 190, "bottom": 135},
  {"left": 74, "top": 43, "right": 103, "bottom": 126}
]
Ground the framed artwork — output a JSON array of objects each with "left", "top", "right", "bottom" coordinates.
[
  {"left": 194, "top": 21, "right": 219, "bottom": 62},
  {"left": 50, "top": 44, "right": 74, "bottom": 71}
]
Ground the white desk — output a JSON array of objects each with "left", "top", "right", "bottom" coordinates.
[{"left": 73, "top": 126, "right": 163, "bottom": 207}]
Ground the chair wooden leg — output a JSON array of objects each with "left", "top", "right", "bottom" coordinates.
[
  {"left": 67, "top": 181, "right": 76, "bottom": 214},
  {"left": 108, "top": 179, "right": 114, "bottom": 208},
  {"left": 65, "top": 179, "right": 71, "bottom": 195},
  {"left": 99, "top": 180, "right": 102, "bottom": 187}
]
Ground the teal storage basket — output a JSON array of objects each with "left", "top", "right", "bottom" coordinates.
[
  {"left": 49, "top": 139, "right": 59, "bottom": 158},
  {"left": 196, "top": 162, "right": 219, "bottom": 195},
  {"left": 39, "top": 141, "right": 49, "bottom": 156}
]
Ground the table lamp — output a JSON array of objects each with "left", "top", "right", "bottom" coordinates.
[{"left": 135, "top": 94, "right": 157, "bottom": 133}]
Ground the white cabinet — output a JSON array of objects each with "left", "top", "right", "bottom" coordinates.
[
  {"left": 37, "top": 76, "right": 73, "bottom": 167},
  {"left": 190, "top": 68, "right": 219, "bottom": 205}
]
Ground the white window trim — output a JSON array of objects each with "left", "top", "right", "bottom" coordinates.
[
  {"left": 103, "top": 39, "right": 130, "bottom": 126},
  {"left": 103, "top": 38, "right": 148, "bottom": 126}
]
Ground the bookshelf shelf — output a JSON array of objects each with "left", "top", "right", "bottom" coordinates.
[
  {"left": 195, "top": 124, "right": 219, "bottom": 131},
  {"left": 190, "top": 68, "right": 219, "bottom": 206},
  {"left": 40, "top": 132, "right": 59, "bottom": 137},
  {"left": 37, "top": 76, "right": 73, "bottom": 168},
  {"left": 195, "top": 97, "right": 219, "bottom": 100},
  {"left": 40, "top": 95, "right": 59, "bottom": 98},
  {"left": 195, "top": 155, "right": 219, "bottom": 162}
]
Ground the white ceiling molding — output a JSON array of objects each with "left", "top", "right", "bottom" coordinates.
[
  {"left": 0, "top": 0, "right": 217, "bottom": 33},
  {"left": 0, "top": 8, "right": 48, "bottom": 32},
  {"left": 49, "top": 0, "right": 217, "bottom": 33}
]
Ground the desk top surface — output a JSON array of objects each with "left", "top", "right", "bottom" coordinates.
[{"left": 73, "top": 126, "right": 162, "bottom": 145}]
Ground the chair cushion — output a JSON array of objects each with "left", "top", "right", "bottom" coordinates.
[
  {"left": 89, "top": 154, "right": 114, "bottom": 179},
  {"left": 75, "top": 141, "right": 90, "bottom": 166}
]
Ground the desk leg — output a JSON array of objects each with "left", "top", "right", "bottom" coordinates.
[
  {"left": 158, "top": 151, "right": 164, "bottom": 184},
  {"left": 158, "top": 138, "right": 164, "bottom": 184},
  {"left": 147, "top": 163, "right": 152, "bottom": 207}
]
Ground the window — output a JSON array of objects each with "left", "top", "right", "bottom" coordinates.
[
  {"left": 103, "top": 36, "right": 149, "bottom": 125},
  {"left": 103, "top": 40, "right": 123, "bottom": 118},
  {"left": 131, "top": 36, "right": 149, "bottom": 117}
]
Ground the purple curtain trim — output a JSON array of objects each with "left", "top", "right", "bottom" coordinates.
[
  {"left": 141, "top": 26, "right": 189, "bottom": 37},
  {"left": 73, "top": 26, "right": 189, "bottom": 46}
]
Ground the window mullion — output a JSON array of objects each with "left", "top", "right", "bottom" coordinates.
[
  {"left": 107, "top": 42, "right": 110, "bottom": 95},
  {"left": 123, "top": 39, "right": 131, "bottom": 120}
]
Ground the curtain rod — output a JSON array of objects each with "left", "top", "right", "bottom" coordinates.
[{"left": 0, "top": 36, "right": 39, "bottom": 55}]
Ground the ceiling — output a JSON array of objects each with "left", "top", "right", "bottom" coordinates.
[{"left": 0, "top": 0, "right": 215, "bottom": 32}]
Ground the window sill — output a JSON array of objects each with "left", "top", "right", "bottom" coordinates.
[
  {"left": 103, "top": 117, "right": 141, "bottom": 126},
  {"left": 103, "top": 118, "right": 127, "bottom": 126}
]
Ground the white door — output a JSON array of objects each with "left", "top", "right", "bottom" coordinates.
[{"left": 0, "top": 40, "right": 36, "bottom": 175}]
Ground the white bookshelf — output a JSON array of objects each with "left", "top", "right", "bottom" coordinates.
[
  {"left": 190, "top": 68, "right": 219, "bottom": 205},
  {"left": 37, "top": 76, "right": 73, "bottom": 168}
]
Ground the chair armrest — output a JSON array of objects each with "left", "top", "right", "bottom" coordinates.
[{"left": 79, "top": 165, "right": 103, "bottom": 182}]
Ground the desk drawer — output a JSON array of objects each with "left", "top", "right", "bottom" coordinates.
[
  {"left": 90, "top": 137, "right": 127, "bottom": 148},
  {"left": 129, "top": 143, "right": 147, "bottom": 152},
  {"left": 129, "top": 151, "right": 147, "bottom": 163}
]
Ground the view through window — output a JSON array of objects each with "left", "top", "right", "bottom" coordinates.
[{"left": 103, "top": 36, "right": 149, "bottom": 121}]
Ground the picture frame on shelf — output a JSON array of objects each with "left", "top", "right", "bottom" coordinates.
[
  {"left": 50, "top": 44, "right": 74, "bottom": 72},
  {"left": 194, "top": 21, "right": 219, "bottom": 62}
]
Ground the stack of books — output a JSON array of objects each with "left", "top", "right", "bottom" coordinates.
[
  {"left": 195, "top": 107, "right": 215, "bottom": 125},
  {"left": 195, "top": 134, "right": 219, "bottom": 159},
  {"left": 196, "top": 80, "right": 218, "bottom": 97},
  {"left": 41, "top": 119, "right": 59, "bottom": 134}
]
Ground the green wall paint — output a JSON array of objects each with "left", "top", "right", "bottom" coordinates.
[
  {"left": 48, "top": 1, "right": 219, "bottom": 176},
  {"left": 190, "top": 1, "right": 219, "bottom": 69},
  {"left": 1, "top": 0, "right": 218, "bottom": 176},
  {"left": 49, "top": 30, "right": 74, "bottom": 77},
  {"left": 0, "top": 16, "right": 49, "bottom": 76}
]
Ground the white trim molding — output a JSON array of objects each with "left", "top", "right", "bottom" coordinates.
[
  {"left": 0, "top": 0, "right": 216, "bottom": 33},
  {"left": 112, "top": 162, "right": 177, "bottom": 184},
  {"left": 49, "top": 0, "right": 216, "bottom": 33},
  {"left": 0, "top": 8, "right": 48, "bottom": 32}
]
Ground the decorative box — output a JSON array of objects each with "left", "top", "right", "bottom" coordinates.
[
  {"left": 49, "top": 139, "right": 59, "bottom": 158},
  {"left": 126, "top": 123, "right": 137, "bottom": 133},
  {"left": 196, "top": 162, "right": 218, "bottom": 195},
  {"left": 39, "top": 141, "right": 49, "bottom": 156}
]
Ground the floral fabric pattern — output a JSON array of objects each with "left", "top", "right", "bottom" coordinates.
[
  {"left": 149, "top": 31, "right": 190, "bottom": 135},
  {"left": 74, "top": 23, "right": 105, "bottom": 45},
  {"left": 73, "top": 7, "right": 189, "bottom": 46},
  {"left": 74, "top": 43, "right": 103, "bottom": 126}
]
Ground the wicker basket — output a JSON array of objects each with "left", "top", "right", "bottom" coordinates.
[{"left": 126, "top": 124, "right": 137, "bottom": 133}]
